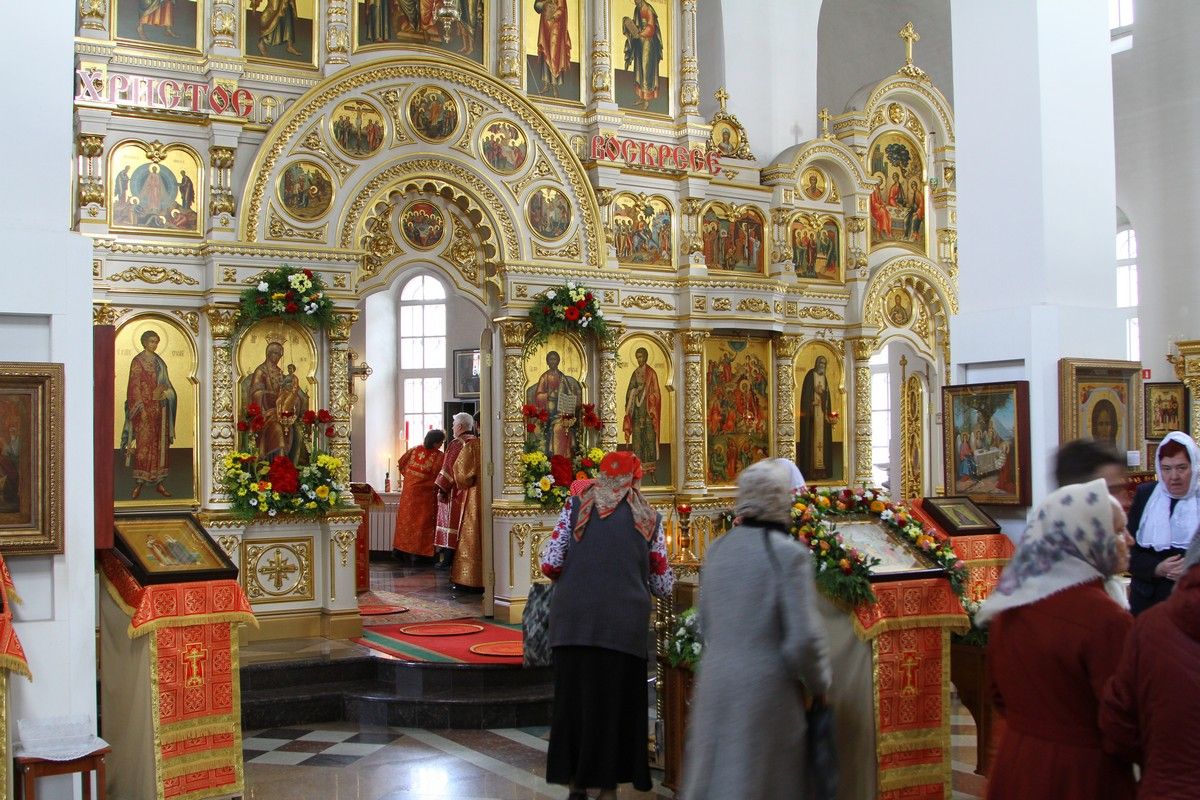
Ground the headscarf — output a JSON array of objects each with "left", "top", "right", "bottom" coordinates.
[
  {"left": 775, "top": 458, "right": 807, "bottom": 494},
  {"left": 975, "top": 478, "right": 1121, "bottom": 627},
  {"left": 1137, "top": 430, "right": 1200, "bottom": 551},
  {"left": 574, "top": 451, "right": 657, "bottom": 541}
]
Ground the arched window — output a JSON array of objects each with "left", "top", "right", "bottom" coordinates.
[
  {"left": 398, "top": 274, "right": 446, "bottom": 446},
  {"left": 1116, "top": 221, "right": 1139, "bottom": 360}
]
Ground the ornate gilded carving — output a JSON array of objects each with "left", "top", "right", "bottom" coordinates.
[
  {"left": 711, "top": 298, "right": 731, "bottom": 312},
  {"left": 854, "top": 363, "right": 873, "bottom": 485},
  {"left": 204, "top": 305, "right": 240, "bottom": 340},
  {"left": 846, "top": 217, "right": 867, "bottom": 234},
  {"left": 499, "top": 319, "right": 531, "bottom": 496},
  {"left": 736, "top": 298, "right": 772, "bottom": 314},
  {"left": 498, "top": 319, "right": 531, "bottom": 349},
  {"left": 221, "top": 268, "right": 238, "bottom": 284},
  {"left": 78, "top": 134, "right": 104, "bottom": 158},
  {"left": 217, "top": 535, "right": 239, "bottom": 558},
  {"left": 210, "top": 5, "right": 236, "bottom": 44},
  {"left": 533, "top": 236, "right": 582, "bottom": 261},
  {"left": 210, "top": 189, "right": 236, "bottom": 217},
  {"left": 244, "top": 61, "right": 604, "bottom": 269},
  {"left": 172, "top": 310, "right": 200, "bottom": 335},
  {"left": 268, "top": 213, "right": 328, "bottom": 242},
  {"left": 774, "top": 334, "right": 800, "bottom": 467},
  {"left": 681, "top": 331, "right": 709, "bottom": 356},
  {"left": 79, "top": 0, "right": 107, "bottom": 30},
  {"left": 498, "top": 23, "right": 521, "bottom": 83},
  {"left": 899, "top": 373, "right": 924, "bottom": 500},
  {"left": 796, "top": 306, "right": 843, "bottom": 321},
  {"left": 705, "top": 88, "right": 755, "bottom": 160},
  {"left": 244, "top": 540, "right": 313, "bottom": 602},
  {"left": 92, "top": 304, "right": 128, "bottom": 327},
  {"left": 863, "top": 258, "right": 959, "bottom": 331},
  {"left": 329, "top": 309, "right": 358, "bottom": 343},
  {"left": 681, "top": 330, "right": 709, "bottom": 491},
  {"left": 107, "top": 266, "right": 199, "bottom": 286},
  {"left": 621, "top": 295, "right": 673, "bottom": 311},
  {"left": 210, "top": 147, "right": 236, "bottom": 169},
  {"left": 693, "top": 296, "right": 707, "bottom": 312},
  {"left": 332, "top": 529, "right": 356, "bottom": 568},
  {"left": 444, "top": 217, "right": 480, "bottom": 283},
  {"left": 591, "top": 35, "right": 612, "bottom": 96},
  {"left": 599, "top": 336, "right": 620, "bottom": 453},
  {"left": 79, "top": 178, "right": 105, "bottom": 209}
]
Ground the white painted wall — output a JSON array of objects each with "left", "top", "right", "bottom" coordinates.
[
  {"left": 2, "top": 4, "right": 97, "bottom": 798},
  {"left": 697, "top": 0, "right": 823, "bottom": 161},
  {"left": 1113, "top": 0, "right": 1200, "bottom": 378},
  {"left": 951, "top": 0, "right": 1125, "bottom": 537}
]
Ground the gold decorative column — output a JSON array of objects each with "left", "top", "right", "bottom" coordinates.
[
  {"left": 209, "top": 146, "right": 236, "bottom": 220},
  {"left": 498, "top": 0, "right": 521, "bottom": 87},
  {"left": 773, "top": 334, "right": 802, "bottom": 463},
  {"left": 681, "top": 331, "right": 709, "bottom": 492},
  {"left": 1170, "top": 340, "right": 1200, "bottom": 434},
  {"left": 327, "top": 311, "right": 358, "bottom": 470},
  {"left": 598, "top": 324, "right": 623, "bottom": 454},
  {"left": 205, "top": 306, "right": 240, "bottom": 504},
  {"left": 77, "top": 133, "right": 105, "bottom": 219},
  {"left": 590, "top": 0, "right": 613, "bottom": 102},
  {"left": 899, "top": 356, "right": 924, "bottom": 501},
  {"left": 324, "top": 0, "right": 352, "bottom": 66},
  {"left": 79, "top": 0, "right": 108, "bottom": 33},
  {"left": 209, "top": 1, "right": 238, "bottom": 50},
  {"left": 849, "top": 336, "right": 878, "bottom": 487},
  {"left": 499, "top": 319, "right": 531, "bottom": 496},
  {"left": 679, "top": 0, "right": 700, "bottom": 115}
]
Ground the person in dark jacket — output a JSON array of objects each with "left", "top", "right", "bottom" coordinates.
[
  {"left": 1100, "top": 532, "right": 1200, "bottom": 799},
  {"left": 538, "top": 451, "right": 674, "bottom": 800},
  {"left": 1127, "top": 431, "right": 1200, "bottom": 614}
]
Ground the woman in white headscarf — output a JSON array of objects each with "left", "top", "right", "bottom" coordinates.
[
  {"left": 978, "top": 478, "right": 1135, "bottom": 800},
  {"left": 1127, "top": 430, "right": 1200, "bottom": 614}
]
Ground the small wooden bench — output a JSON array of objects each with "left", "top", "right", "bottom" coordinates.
[{"left": 14, "top": 745, "right": 110, "bottom": 800}]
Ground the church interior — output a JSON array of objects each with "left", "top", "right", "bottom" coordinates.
[{"left": 0, "top": 0, "right": 1193, "bottom": 797}]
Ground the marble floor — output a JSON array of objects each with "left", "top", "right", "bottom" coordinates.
[{"left": 241, "top": 556, "right": 988, "bottom": 799}]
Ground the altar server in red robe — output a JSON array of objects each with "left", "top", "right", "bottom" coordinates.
[
  {"left": 976, "top": 478, "right": 1135, "bottom": 800},
  {"left": 392, "top": 429, "right": 445, "bottom": 559}
]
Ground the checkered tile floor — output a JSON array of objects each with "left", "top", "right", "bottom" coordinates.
[{"left": 243, "top": 726, "right": 406, "bottom": 767}]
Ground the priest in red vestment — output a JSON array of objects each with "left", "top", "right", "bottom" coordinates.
[{"left": 392, "top": 429, "right": 445, "bottom": 559}]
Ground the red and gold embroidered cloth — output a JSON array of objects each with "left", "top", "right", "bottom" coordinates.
[
  {"left": 99, "top": 551, "right": 256, "bottom": 637},
  {"left": 101, "top": 552, "right": 254, "bottom": 800},
  {"left": 0, "top": 554, "right": 28, "bottom": 680},
  {"left": 849, "top": 576, "right": 968, "bottom": 798}
]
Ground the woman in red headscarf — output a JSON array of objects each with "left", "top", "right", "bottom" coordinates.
[{"left": 539, "top": 452, "right": 675, "bottom": 800}]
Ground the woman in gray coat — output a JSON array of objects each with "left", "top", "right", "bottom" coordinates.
[{"left": 682, "top": 459, "right": 832, "bottom": 799}]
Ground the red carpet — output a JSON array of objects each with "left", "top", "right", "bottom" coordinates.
[
  {"left": 360, "top": 604, "right": 408, "bottom": 616},
  {"left": 354, "top": 617, "right": 524, "bottom": 664}
]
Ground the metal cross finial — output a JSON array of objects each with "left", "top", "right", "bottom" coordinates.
[
  {"left": 818, "top": 107, "right": 832, "bottom": 139},
  {"left": 899, "top": 21, "right": 920, "bottom": 64},
  {"left": 714, "top": 86, "right": 729, "bottom": 113},
  {"left": 897, "top": 21, "right": 929, "bottom": 81}
]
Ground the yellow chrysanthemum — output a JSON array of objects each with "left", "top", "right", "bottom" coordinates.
[
  {"left": 538, "top": 475, "right": 552, "bottom": 491},
  {"left": 588, "top": 448, "right": 605, "bottom": 463},
  {"left": 315, "top": 485, "right": 330, "bottom": 499},
  {"left": 306, "top": 501, "right": 317, "bottom": 510}
]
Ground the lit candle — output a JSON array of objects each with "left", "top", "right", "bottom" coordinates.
[
  {"left": 405, "top": 421, "right": 410, "bottom": 441},
  {"left": 677, "top": 503, "right": 692, "bottom": 516}
]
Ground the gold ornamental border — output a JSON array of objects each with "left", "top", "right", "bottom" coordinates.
[{"left": 239, "top": 56, "right": 604, "bottom": 269}]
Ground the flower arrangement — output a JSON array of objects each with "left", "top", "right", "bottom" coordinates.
[
  {"left": 527, "top": 281, "right": 611, "bottom": 349},
  {"left": 237, "top": 265, "right": 335, "bottom": 331},
  {"left": 224, "top": 403, "right": 346, "bottom": 519},
  {"left": 519, "top": 400, "right": 606, "bottom": 508},
  {"left": 666, "top": 607, "right": 703, "bottom": 670},
  {"left": 791, "top": 487, "right": 968, "bottom": 608},
  {"left": 221, "top": 451, "right": 347, "bottom": 519},
  {"left": 952, "top": 597, "right": 989, "bottom": 647}
]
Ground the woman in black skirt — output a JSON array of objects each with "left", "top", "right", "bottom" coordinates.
[{"left": 538, "top": 451, "right": 675, "bottom": 800}]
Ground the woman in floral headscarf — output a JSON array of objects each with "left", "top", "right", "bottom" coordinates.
[
  {"left": 539, "top": 451, "right": 674, "bottom": 800},
  {"left": 977, "top": 478, "right": 1135, "bottom": 800}
]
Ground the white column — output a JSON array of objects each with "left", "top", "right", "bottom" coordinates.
[
  {"left": 1113, "top": 2, "right": 1200, "bottom": 376},
  {"left": 697, "top": 0, "right": 821, "bottom": 161},
  {"left": 951, "top": 0, "right": 1126, "bottom": 523}
]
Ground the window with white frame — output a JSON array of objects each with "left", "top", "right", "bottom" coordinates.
[
  {"left": 1110, "top": 0, "right": 1133, "bottom": 53},
  {"left": 399, "top": 275, "right": 446, "bottom": 446},
  {"left": 1116, "top": 225, "right": 1139, "bottom": 361},
  {"left": 869, "top": 349, "right": 891, "bottom": 488}
]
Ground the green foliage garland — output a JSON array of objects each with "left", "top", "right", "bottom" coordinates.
[
  {"left": 237, "top": 265, "right": 335, "bottom": 333},
  {"left": 527, "top": 281, "right": 612, "bottom": 350}
]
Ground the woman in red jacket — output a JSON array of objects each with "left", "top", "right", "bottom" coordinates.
[
  {"left": 976, "top": 478, "right": 1135, "bottom": 800},
  {"left": 1100, "top": 543, "right": 1200, "bottom": 798}
]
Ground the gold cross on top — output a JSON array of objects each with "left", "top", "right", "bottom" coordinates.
[
  {"left": 714, "top": 86, "right": 729, "bottom": 113},
  {"left": 899, "top": 21, "right": 920, "bottom": 64},
  {"left": 818, "top": 107, "right": 832, "bottom": 139}
]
